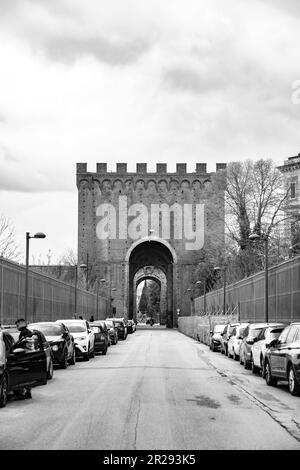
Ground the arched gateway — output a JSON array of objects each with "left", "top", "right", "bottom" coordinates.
[{"left": 76, "top": 162, "right": 226, "bottom": 326}]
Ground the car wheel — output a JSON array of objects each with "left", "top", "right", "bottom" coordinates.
[
  {"left": 265, "top": 360, "right": 277, "bottom": 387},
  {"left": 47, "top": 359, "right": 54, "bottom": 379},
  {"left": 251, "top": 359, "right": 259, "bottom": 374},
  {"left": 102, "top": 346, "right": 107, "bottom": 356},
  {"left": 244, "top": 359, "right": 250, "bottom": 370},
  {"left": 225, "top": 346, "right": 228, "bottom": 357},
  {"left": 90, "top": 347, "right": 95, "bottom": 358},
  {"left": 288, "top": 366, "right": 300, "bottom": 396},
  {"left": 261, "top": 357, "right": 266, "bottom": 378},
  {"left": 69, "top": 348, "right": 76, "bottom": 366},
  {"left": 0, "top": 374, "right": 8, "bottom": 408},
  {"left": 233, "top": 350, "right": 239, "bottom": 361},
  {"left": 83, "top": 351, "right": 90, "bottom": 361},
  {"left": 60, "top": 350, "right": 68, "bottom": 369}
]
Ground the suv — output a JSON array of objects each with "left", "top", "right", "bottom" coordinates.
[
  {"left": 251, "top": 324, "right": 286, "bottom": 375},
  {"left": 264, "top": 323, "right": 300, "bottom": 396},
  {"left": 239, "top": 323, "right": 271, "bottom": 369},
  {"left": 56, "top": 319, "right": 95, "bottom": 361},
  {"left": 220, "top": 323, "right": 240, "bottom": 356},
  {"left": 90, "top": 322, "right": 109, "bottom": 355},
  {"left": 106, "top": 318, "right": 128, "bottom": 340},
  {"left": 104, "top": 320, "right": 118, "bottom": 345},
  {"left": 209, "top": 324, "right": 225, "bottom": 352},
  {"left": 227, "top": 323, "right": 249, "bottom": 360}
]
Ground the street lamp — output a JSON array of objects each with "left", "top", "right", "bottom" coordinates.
[
  {"left": 186, "top": 288, "right": 194, "bottom": 316},
  {"left": 74, "top": 263, "right": 88, "bottom": 316},
  {"left": 249, "top": 232, "right": 269, "bottom": 322},
  {"left": 196, "top": 280, "right": 207, "bottom": 316},
  {"left": 214, "top": 266, "right": 227, "bottom": 315},
  {"left": 25, "top": 231, "right": 46, "bottom": 321}
]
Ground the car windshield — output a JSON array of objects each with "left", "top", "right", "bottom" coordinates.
[
  {"left": 250, "top": 328, "right": 263, "bottom": 338},
  {"left": 90, "top": 326, "right": 100, "bottom": 333},
  {"left": 61, "top": 322, "right": 86, "bottom": 333},
  {"left": 114, "top": 321, "right": 123, "bottom": 327},
  {"left": 29, "top": 324, "right": 62, "bottom": 336},
  {"left": 214, "top": 325, "right": 224, "bottom": 333},
  {"left": 237, "top": 327, "right": 246, "bottom": 336},
  {"left": 105, "top": 322, "right": 113, "bottom": 328},
  {"left": 268, "top": 329, "right": 284, "bottom": 340}
]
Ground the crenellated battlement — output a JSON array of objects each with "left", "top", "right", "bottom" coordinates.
[{"left": 76, "top": 162, "right": 227, "bottom": 176}]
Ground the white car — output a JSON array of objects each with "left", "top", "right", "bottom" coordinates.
[
  {"left": 251, "top": 324, "right": 286, "bottom": 375},
  {"left": 56, "top": 319, "right": 95, "bottom": 361},
  {"left": 227, "top": 323, "right": 249, "bottom": 360}
]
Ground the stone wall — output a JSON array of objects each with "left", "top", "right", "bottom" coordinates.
[{"left": 76, "top": 162, "right": 226, "bottom": 320}]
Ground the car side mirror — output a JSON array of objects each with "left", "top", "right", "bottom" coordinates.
[
  {"left": 210, "top": 331, "right": 213, "bottom": 335},
  {"left": 246, "top": 339, "right": 254, "bottom": 345},
  {"left": 62, "top": 332, "right": 68, "bottom": 339},
  {"left": 88, "top": 329, "right": 92, "bottom": 334}
]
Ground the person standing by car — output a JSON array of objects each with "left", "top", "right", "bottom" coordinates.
[
  {"left": 15, "top": 319, "right": 33, "bottom": 341},
  {"left": 15, "top": 319, "right": 33, "bottom": 399}
]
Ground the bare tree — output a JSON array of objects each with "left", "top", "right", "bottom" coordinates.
[
  {"left": 0, "top": 214, "right": 20, "bottom": 261},
  {"left": 57, "top": 248, "right": 77, "bottom": 266}
]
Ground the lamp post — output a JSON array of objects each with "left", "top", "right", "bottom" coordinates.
[
  {"left": 74, "top": 263, "right": 87, "bottom": 317},
  {"left": 186, "top": 288, "right": 194, "bottom": 316},
  {"left": 249, "top": 232, "right": 269, "bottom": 322},
  {"left": 214, "top": 266, "right": 227, "bottom": 315},
  {"left": 196, "top": 280, "right": 207, "bottom": 316},
  {"left": 25, "top": 232, "right": 46, "bottom": 321}
]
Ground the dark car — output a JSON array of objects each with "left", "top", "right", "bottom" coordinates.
[
  {"left": 239, "top": 323, "right": 273, "bottom": 369},
  {"left": 4, "top": 326, "right": 53, "bottom": 379},
  {"left": 0, "top": 330, "right": 48, "bottom": 408},
  {"left": 264, "top": 322, "right": 300, "bottom": 396},
  {"left": 104, "top": 320, "right": 118, "bottom": 345},
  {"left": 220, "top": 322, "right": 240, "bottom": 356},
  {"left": 90, "top": 322, "right": 109, "bottom": 355},
  {"left": 106, "top": 318, "right": 128, "bottom": 340},
  {"left": 29, "top": 322, "right": 76, "bottom": 369},
  {"left": 127, "top": 320, "right": 136, "bottom": 334},
  {"left": 209, "top": 324, "right": 226, "bottom": 352}
]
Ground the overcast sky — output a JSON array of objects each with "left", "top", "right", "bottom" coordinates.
[{"left": 1, "top": 0, "right": 300, "bottom": 262}]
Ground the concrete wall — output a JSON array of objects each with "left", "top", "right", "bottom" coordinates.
[
  {"left": 178, "top": 314, "right": 238, "bottom": 345},
  {"left": 0, "top": 257, "right": 108, "bottom": 325},
  {"left": 194, "top": 255, "right": 300, "bottom": 323}
]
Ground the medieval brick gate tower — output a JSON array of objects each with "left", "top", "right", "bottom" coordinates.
[{"left": 77, "top": 163, "right": 226, "bottom": 328}]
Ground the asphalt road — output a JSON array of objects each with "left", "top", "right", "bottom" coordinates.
[{"left": 1, "top": 328, "right": 300, "bottom": 450}]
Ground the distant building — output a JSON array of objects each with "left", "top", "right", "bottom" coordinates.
[{"left": 278, "top": 153, "right": 300, "bottom": 253}]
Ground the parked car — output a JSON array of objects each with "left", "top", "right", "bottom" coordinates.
[
  {"left": 127, "top": 320, "right": 136, "bottom": 334},
  {"left": 251, "top": 324, "right": 286, "bottom": 375},
  {"left": 0, "top": 330, "right": 48, "bottom": 408},
  {"left": 4, "top": 326, "right": 53, "bottom": 379},
  {"left": 209, "top": 324, "right": 225, "bottom": 352},
  {"left": 90, "top": 322, "right": 109, "bottom": 355},
  {"left": 106, "top": 318, "right": 128, "bottom": 340},
  {"left": 239, "top": 323, "right": 274, "bottom": 369},
  {"left": 264, "top": 322, "right": 300, "bottom": 396},
  {"left": 104, "top": 320, "right": 118, "bottom": 345},
  {"left": 56, "top": 319, "right": 95, "bottom": 361},
  {"left": 227, "top": 323, "right": 249, "bottom": 360},
  {"left": 220, "top": 322, "right": 240, "bottom": 355},
  {"left": 29, "top": 322, "right": 76, "bottom": 369}
]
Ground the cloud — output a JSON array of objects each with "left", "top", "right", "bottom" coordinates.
[
  {"left": 42, "top": 34, "right": 155, "bottom": 66},
  {"left": 1, "top": 0, "right": 300, "bottom": 260}
]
